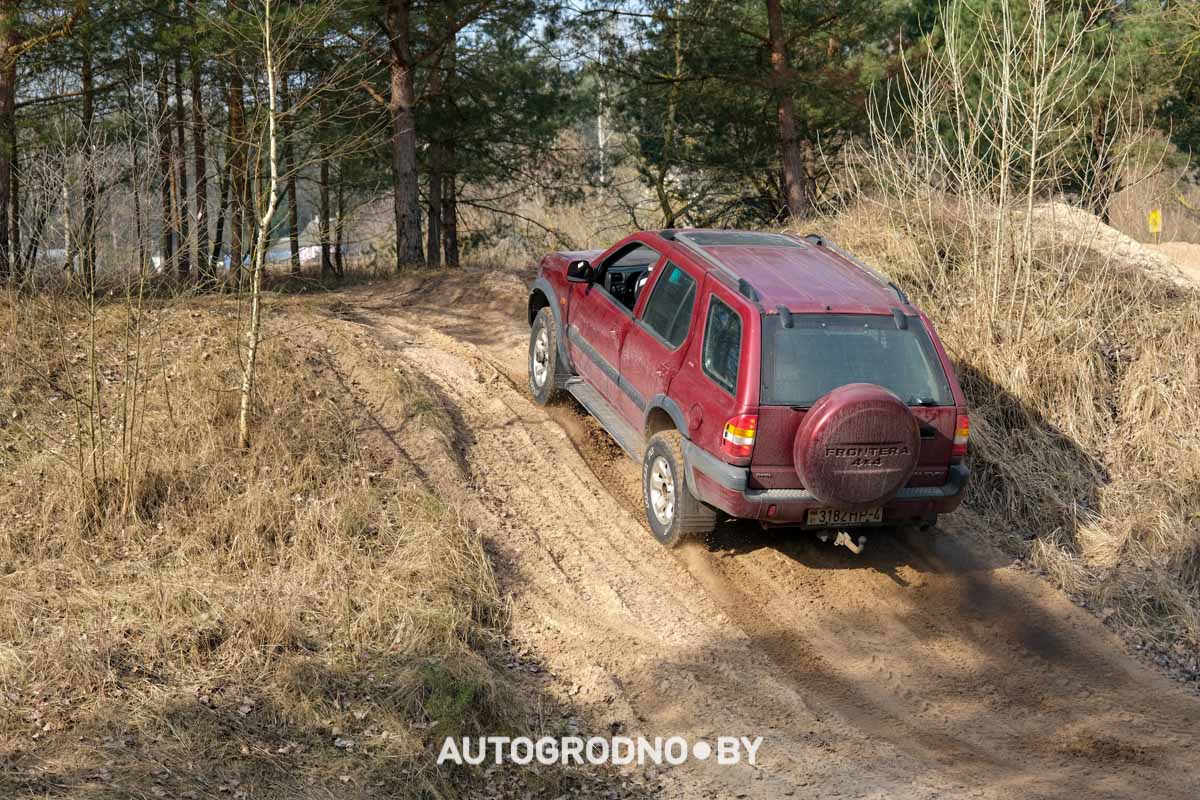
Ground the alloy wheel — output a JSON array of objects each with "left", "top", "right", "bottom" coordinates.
[{"left": 648, "top": 455, "right": 675, "bottom": 526}]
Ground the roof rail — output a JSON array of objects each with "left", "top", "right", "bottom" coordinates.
[
  {"left": 776, "top": 304, "right": 794, "bottom": 328},
  {"left": 672, "top": 231, "right": 764, "bottom": 307},
  {"left": 804, "top": 233, "right": 910, "bottom": 306}
]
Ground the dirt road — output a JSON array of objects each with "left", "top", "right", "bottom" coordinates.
[{"left": 344, "top": 268, "right": 1200, "bottom": 799}]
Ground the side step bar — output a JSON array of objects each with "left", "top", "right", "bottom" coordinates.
[{"left": 565, "top": 378, "right": 645, "bottom": 461}]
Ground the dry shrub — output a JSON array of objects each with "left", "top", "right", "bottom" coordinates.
[
  {"left": 0, "top": 289, "right": 519, "bottom": 798},
  {"left": 817, "top": 0, "right": 1200, "bottom": 650},
  {"left": 818, "top": 201, "right": 1200, "bottom": 647}
]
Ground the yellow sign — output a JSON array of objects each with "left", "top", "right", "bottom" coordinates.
[{"left": 1148, "top": 208, "right": 1162, "bottom": 235}]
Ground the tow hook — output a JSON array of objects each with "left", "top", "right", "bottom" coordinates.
[{"left": 820, "top": 530, "right": 866, "bottom": 554}]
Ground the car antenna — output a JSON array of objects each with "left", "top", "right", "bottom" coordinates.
[
  {"left": 891, "top": 307, "right": 908, "bottom": 330},
  {"left": 776, "top": 305, "right": 793, "bottom": 328}
]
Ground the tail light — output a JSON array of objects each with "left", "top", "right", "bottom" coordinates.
[
  {"left": 951, "top": 413, "right": 969, "bottom": 462},
  {"left": 721, "top": 414, "right": 757, "bottom": 460}
]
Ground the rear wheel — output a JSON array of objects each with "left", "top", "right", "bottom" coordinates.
[
  {"left": 528, "top": 307, "right": 563, "bottom": 405},
  {"left": 642, "top": 431, "right": 717, "bottom": 547}
]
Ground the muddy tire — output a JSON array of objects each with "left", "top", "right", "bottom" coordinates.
[
  {"left": 528, "top": 307, "right": 563, "bottom": 405},
  {"left": 642, "top": 431, "right": 717, "bottom": 547}
]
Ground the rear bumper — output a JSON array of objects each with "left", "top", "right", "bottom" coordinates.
[{"left": 682, "top": 441, "right": 969, "bottom": 525}]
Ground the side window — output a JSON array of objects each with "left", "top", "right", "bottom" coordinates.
[
  {"left": 702, "top": 296, "right": 742, "bottom": 394},
  {"left": 598, "top": 243, "right": 660, "bottom": 311},
  {"left": 640, "top": 262, "right": 697, "bottom": 349},
  {"left": 603, "top": 243, "right": 659, "bottom": 269}
]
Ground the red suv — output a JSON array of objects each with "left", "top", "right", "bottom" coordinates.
[{"left": 527, "top": 230, "right": 969, "bottom": 546}]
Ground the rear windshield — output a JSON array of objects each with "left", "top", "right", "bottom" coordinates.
[{"left": 760, "top": 313, "right": 953, "bottom": 407}]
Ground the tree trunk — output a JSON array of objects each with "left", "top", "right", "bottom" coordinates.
[
  {"left": 8, "top": 75, "right": 18, "bottom": 280},
  {"left": 81, "top": 40, "right": 97, "bottom": 285},
  {"left": 191, "top": 47, "right": 211, "bottom": 279},
  {"left": 0, "top": 9, "right": 14, "bottom": 282},
  {"left": 60, "top": 175, "right": 71, "bottom": 271},
  {"left": 281, "top": 72, "right": 300, "bottom": 274},
  {"left": 239, "top": 0, "right": 280, "bottom": 450},
  {"left": 442, "top": 165, "right": 458, "bottom": 267},
  {"left": 156, "top": 79, "right": 175, "bottom": 275},
  {"left": 318, "top": 144, "right": 332, "bottom": 276},
  {"left": 22, "top": 179, "right": 46, "bottom": 268},
  {"left": 765, "top": 0, "right": 809, "bottom": 221},
  {"left": 132, "top": 144, "right": 147, "bottom": 276},
  {"left": 25, "top": 200, "right": 44, "bottom": 268},
  {"left": 173, "top": 52, "right": 191, "bottom": 278},
  {"left": 655, "top": 2, "right": 683, "bottom": 227},
  {"left": 227, "top": 64, "right": 246, "bottom": 281},
  {"left": 801, "top": 138, "right": 818, "bottom": 209},
  {"left": 212, "top": 154, "right": 228, "bottom": 269},
  {"left": 441, "top": 32, "right": 459, "bottom": 267},
  {"left": 385, "top": 0, "right": 423, "bottom": 268},
  {"left": 426, "top": 148, "right": 441, "bottom": 267},
  {"left": 334, "top": 177, "right": 345, "bottom": 276},
  {"left": 1088, "top": 103, "right": 1115, "bottom": 225}
]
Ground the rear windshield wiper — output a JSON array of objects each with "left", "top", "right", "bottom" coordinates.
[{"left": 908, "top": 397, "right": 939, "bottom": 407}]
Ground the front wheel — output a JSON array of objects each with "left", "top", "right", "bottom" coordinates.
[
  {"left": 528, "top": 307, "right": 563, "bottom": 405},
  {"left": 642, "top": 431, "right": 717, "bottom": 547}
]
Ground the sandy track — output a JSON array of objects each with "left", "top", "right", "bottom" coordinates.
[{"left": 345, "top": 269, "right": 1200, "bottom": 799}]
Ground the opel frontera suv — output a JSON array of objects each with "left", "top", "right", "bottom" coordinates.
[{"left": 526, "top": 229, "right": 969, "bottom": 547}]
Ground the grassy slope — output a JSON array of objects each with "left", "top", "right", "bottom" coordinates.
[
  {"left": 0, "top": 287, "right": 632, "bottom": 799},
  {"left": 818, "top": 203, "right": 1200, "bottom": 664}
]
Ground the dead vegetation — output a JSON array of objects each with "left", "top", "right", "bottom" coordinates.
[
  {"left": 0, "top": 287, "right": 620, "bottom": 798},
  {"left": 795, "top": 0, "right": 1199, "bottom": 659},
  {"left": 816, "top": 200, "right": 1200, "bottom": 654}
]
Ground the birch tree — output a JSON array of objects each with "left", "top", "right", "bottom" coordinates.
[{"left": 237, "top": 0, "right": 280, "bottom": 449}]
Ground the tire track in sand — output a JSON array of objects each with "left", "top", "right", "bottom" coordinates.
[{"left": 349, "top": 272, "right": 1200, "bottom": 800}]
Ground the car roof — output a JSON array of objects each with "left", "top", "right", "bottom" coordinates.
[{"left": 657, "top": 229, "right": 909, "bottom": 315}]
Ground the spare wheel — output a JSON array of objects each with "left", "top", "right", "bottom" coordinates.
[{"left": 793, "top": 383, "right": 920, "bottom": 509}]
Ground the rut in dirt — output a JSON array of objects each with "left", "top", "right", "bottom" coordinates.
[{"left": 344, "top": 272, "right": 1200, "bottom": 800}]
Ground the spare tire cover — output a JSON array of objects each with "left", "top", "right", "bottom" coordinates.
[{"left": 793, "top": 383, "right": 920, "bottom": 509}]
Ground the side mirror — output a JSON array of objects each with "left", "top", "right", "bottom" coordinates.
[{"left": 566, "top": 259, "right": 593, "bottom": 283}]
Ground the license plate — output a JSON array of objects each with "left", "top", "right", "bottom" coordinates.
[{"left": 806, "top": 507, "right": 883, "bottom": 527}]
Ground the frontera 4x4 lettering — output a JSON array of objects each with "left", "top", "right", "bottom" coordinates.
[{"left": 526, "top": 229, "right": 969, "bottom": 547}]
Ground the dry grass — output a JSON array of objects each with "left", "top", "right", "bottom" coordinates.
[
  {"left": 818, "top": 0, "right": 1200, "bottom": 656},
  {"left": 812, "top": 201, "right": 1200, "bottom": 649},
  {"left": 0, "top": 286, "right": 582, "bottom": 798}
]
